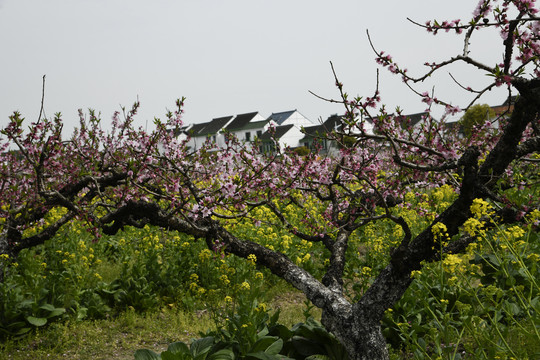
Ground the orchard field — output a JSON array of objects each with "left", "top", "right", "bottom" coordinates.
[
  {"left": 1, "top": 1, "right": 540, "bottom": 359},
  {"left": 1, "top": 178, "right": 539, "bottom": 359}
]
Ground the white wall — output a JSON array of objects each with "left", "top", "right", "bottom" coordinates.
[
  {"left": 280, "top": 111, "right": 313, "bottom": 127},
  {"left": 278, "top": 126, "right": 306, "bottom": 149}
]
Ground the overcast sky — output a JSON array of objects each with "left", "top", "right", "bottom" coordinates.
[{"left": 0, "top": 0, "right": 512, "bottom": 134}]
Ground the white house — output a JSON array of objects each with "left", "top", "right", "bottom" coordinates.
[
  {"left": 173, "top": 109, "right": 318, "bottom": 152},
  {"left": 186, "top": 116, "right": 234, "bottom": 150},
  {"left": 258, "top": 110, "right": 313, "bottom": 151},
  {"left": 224, "top": 112, "right": 269, "bottom": 145},
  {"left": 267, "top": 109, "right": 312, "bottom": 128},
  {"left": 299, "top": 114, "right": 344, "bottom": 154}
]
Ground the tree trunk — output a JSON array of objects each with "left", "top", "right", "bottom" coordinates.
[{"left": 322, "top": 309, "right": 390, "bottom": 360}]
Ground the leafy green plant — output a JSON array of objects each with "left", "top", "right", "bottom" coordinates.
[
  {"left": 279, "top": 317, "right": 348, "bottom": 360},
  {"left": 383, "top": 202, "right": 540, "bottom": 359},
  {"left": 134, "top": 336, "right": 235, "bottom": 360}
]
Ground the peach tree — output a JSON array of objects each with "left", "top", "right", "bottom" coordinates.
[{"left": 1, "top": 1, "right": 539, "bottom": 359}]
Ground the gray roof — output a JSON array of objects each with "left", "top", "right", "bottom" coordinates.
[
  {"left": 394, "top": 112, "right": 429, "bottom": 128},
  {"left": 267, "top": 110, "right": 297, "bottom": 125},
  {"left": 188, "top": 122, "right": 210, "bottom": 136},
  {"left": 301, "top": 114, "right": 343, "bottom": 140},
  {"left": 241, "top": 119, "right": 270, "bottom": 131},
  {"left": 260, "top": 124, "right": 294, "bottom": 141},
  {"left": 225, "top": 112, "right": 259, "bottom": 131},
  {"left": 170, "top": 125, "right": 192, "bottom": 137},
  {"left": 193, "top": 116, "right": 233, "bottom": 136}
]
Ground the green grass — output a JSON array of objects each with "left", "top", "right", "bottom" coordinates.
[{"left": 0, "top": 290, "right": 317, "bottom": 360}]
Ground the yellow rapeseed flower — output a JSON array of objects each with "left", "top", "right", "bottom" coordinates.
[
  {"left": 505, "top": 225, "right": 525, "bottom": 240},
  {"left": 404, "top": 192, "right": 415, "bottom": 203},
  {"left": 240, "top": 281, "right": 250, "bottom": 291},
  {"left": 470, "top": 198, "right": 492, "bottom": 218},
  {"left": 432, "top": 222, "right": 448, "bottom": 236},
  {"left": 442, "top": 254, "right": 463, "bottom": 272},
  {"left": 527, "top": 253, "right": 540, "bottom": 261},
  {"left": 432, "top": 188, "right": 445, "bottom": 202},
  {"left": 220, "top": 274, "right": 230, "bottom": 285},
  {"left": 361, "top": 266, "right": 372, "bottom": 276},
  {"left": 527, "top": 209, "right": 540, "bottom": 224},
  {"left": 198, "top": 249, "right": 212, "bottom": 262},
  {"left": 247, "top": 254, "right": 257, "bottom": 265},
  {"left": 463, "top": 217, "right": 483, "bottom": 236}
]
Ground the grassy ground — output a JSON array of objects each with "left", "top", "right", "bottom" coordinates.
[{"left": 0, "top": 291, "right": 318, "bottom": 360}]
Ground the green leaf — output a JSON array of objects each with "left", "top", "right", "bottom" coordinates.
[
  {"left": 257, "top": 326, "right": 269, "bottom": 338},
  {"left": 245, "top": 352, "right": 284, "bottom": 360},
  {"left": 39, "top": 303, "right": 56, "bottom": 311},
  {"left": 26, "top": 316, "right": 47, "bottom": 327},
  {"left": 190, "top": 337, "right": 215, "bottom": 360},
  {"left": 264, "top": 339, "right": 283, "bottom": 355},
  {"left": 134, "top": 349, "right": 161, "bottom": 360},
  {"left": 167, "top": 341, "right": 190, "bottom": 355},
  {"left": 0, "top": 324, "right": 31, "bottom": 336},
  {"left": 19, "top": 299, "right": 34, "bottom": 308},
  {"left": 269, "top": 310, "right": 280, "bottom": 325},
  {"left": 40, "top": 304, "right": 66, "bottom": 318},
  {"left": 291, "top": 337, "right": 319, "bottom": 357},
  {"left": 250, "top": 336, "right": 280, "bottom": 353},
  {"left": 161, "top": 350, "right": 189, "bottom": 360},
  {"left": 305, "top": 355, "right": 331, "bottom": 360},
  {"left": 206, "top": 349, "right": 235, "bottom": 360},
  {"left": 269, "top": 324, "right": 292, "bottom": 342},
  {"left": 76, "top": 307, "right": 88, "bottom": 321},
  {"left": 504, "top": 301, "right": 521, "bottom": 316}
]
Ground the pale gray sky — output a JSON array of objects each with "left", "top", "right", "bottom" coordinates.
[{"left": 0, "top": 0, "right": 510, "bottom": 134}]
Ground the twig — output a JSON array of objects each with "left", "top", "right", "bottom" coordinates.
[{"left": 37, "top": 75, "right": 46, "bottom": 123}]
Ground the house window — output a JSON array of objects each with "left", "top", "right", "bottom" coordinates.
[
  {"left": 256, "top": 130, "right": 262, "bottom": 137},
  {"left": 261, "top": 142, "right": 275, "bottom": 153},
  {"left": 212, "top": 135, "right": 216, "bottom": 142},
  {"left": 245, "top": 132, "right": 251, "bottom": 142}
]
